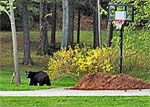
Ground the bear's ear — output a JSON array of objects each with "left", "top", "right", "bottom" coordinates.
[{"left": 25, "top": 71, "right": 27, "bottom": 73}]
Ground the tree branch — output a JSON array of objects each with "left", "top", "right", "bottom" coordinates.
[{"left": 4, "top": 9, "right": 11, "bottom": 19}]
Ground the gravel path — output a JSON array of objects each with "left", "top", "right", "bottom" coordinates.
[{"left": 0, "top": 87, "right": 150, "bottom": 96}]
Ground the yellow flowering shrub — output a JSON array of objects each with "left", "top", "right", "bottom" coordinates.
[
  {"left": 48, "top": 30, "right": 150, "bottom": 80},
  {"left": 48, "top": 34, "right": 150, "bottom": 80},
  {"left": 48, "top": 45, "right": 119, "bottom": 80}
]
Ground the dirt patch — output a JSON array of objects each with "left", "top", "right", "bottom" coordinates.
[{"left": 72, "top": 72, "right": 150, "bottom": 90}]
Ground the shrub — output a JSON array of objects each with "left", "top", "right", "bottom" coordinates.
[
  {"left": 112, "top": 30, "right": 150, "bottom": 79},
  {"left": 48, "top": 45, "right": 119, "bottom": 80},
  {"left": 48, "top": 30, "right": 150, "bottom": 80}
]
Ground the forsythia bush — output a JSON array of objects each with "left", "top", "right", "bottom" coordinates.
[
  {"left": 48, "top": 30, "right": 150, "bottom": 80},
  {"left": 48, "top": 45, "right": 119, "bottom": 79}
]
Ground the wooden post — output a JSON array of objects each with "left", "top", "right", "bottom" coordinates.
[{"left": 10, "top": 72, "right": 16, "bottom": 83}]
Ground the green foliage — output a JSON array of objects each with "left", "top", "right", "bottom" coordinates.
[
  {"left": 48, "top": 29, "right": 150, "bottom": 80},
  {"left": 111, "top": 0, "right": 150, "bottom": 29},
  {"left": 0, "top": 0, "right": 10, "bottom": 16},
  {"left": 0, "top": 0, "right": 21, "bottom": 30},
  {"left": 123, "top": 29, "right": 150, "bottom": 55},
  {"left": 0, "top": 0, "right": 16, "bottom": 14},
  {"left": 112, "top": 30, "right": 150, "bottom": 79},
  {"left": 109, "top": 0, "right": 150, "bottom": 79}
]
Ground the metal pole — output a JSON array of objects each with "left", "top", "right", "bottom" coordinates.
[{"left": 120, "top": 25, "right": 124, "bottom": 73}]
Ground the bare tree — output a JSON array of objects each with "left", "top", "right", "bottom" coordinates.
[
  {"left": 97, "top": 0, "right": 102, "bottom": 48},
  {"left": 61, "top": 0, "right": 69, "bottom": 47},
  {"left": 106, "top": 22, "right": 113, "bottom": 47},
  {"left": 61, "top": 0, "right": 74, "bottom": 48},
  {"left": 51, "top": 0, "right": 57, "bottom": 48},
  {"left": 77, "top": 5, "right": 81, "bottom": 44},
  {"left": 93, "top": 0, "right": 102, "bottom": 48},
  {"left": 22, "top": 0, "right": 34, "bottom": 65},
  {"left": 78, "top": 0, "right": 102, "bottom": 48},
  {"left": 68, "top": 0, "right": 74, "bottom": 47},
  {"left": 38, "top": 0, "right": 49, "bottom": 55}
]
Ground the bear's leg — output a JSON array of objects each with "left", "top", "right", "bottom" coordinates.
[
  {"left": 33, "top": 83, "right": 37, "bottom": 86},
  {"left": 39, "top": 83, "right": 44, "bottom": 86},
  {"left": 46, "top": 80, "right": 51, "bottom": 86},
  {"left": 45, "top": 77, "right": 51, "bottom": 86},
  {"left": 29, "top": 79, "right": 34, "bottom": 86}
]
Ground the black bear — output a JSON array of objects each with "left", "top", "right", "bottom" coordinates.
[{"left": 25, "top": 71, "right": 51, "bottom": 86}]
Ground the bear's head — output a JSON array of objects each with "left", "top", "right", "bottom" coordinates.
[{"left": 25, "top": 71, "right": 33, "bottom": 78}]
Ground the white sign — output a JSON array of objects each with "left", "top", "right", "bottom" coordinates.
[{"left": 115, "top": 11, "right": 126, "bottom": 20}]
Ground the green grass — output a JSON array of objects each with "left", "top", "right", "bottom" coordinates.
[
  {"left": 0, "top": 30, "right": 150, "bottom": 91},
  {"left": 0, "top": 30, "right": 150, "bottom": 106},
  {"left": 0, "top": 68, "right": 76, "bottom": 91},
  {"left": 0, "top": 30, "right": 109, "bottom": 67},
  {"left": 0, "top": 96, "right": 150, "bottom": 107},
  {"left": 0, "top": 30, "right": 108, "bottom": 91}
]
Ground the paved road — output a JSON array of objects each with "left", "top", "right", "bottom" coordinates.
[{"left": 0, "top": 87, "right": 150, "bottom": 96}]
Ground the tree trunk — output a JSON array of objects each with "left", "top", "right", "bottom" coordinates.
[
  {"left": 22, "top": 0, "right": 34, "bottom": 65},
  {"left": 51, "top": 0, "right": 56, "bottom": 48},
  {"left": 9, "top": 0, "right": 21, "bottom": 84},
  {"left": 106, "top": 22, "right": 113, "bottom": 47},
  {"left": 97, "top": 0, "right": 102, "bottom": 48},
  {"left": 93, "top": 0, "right": 101, "bottom": 48},
  {"left": 61, "top": 0, "right": 74, "bottom": 48},
  {"left": 77, "top": 7, "right": 81, "bottom": 44},
  {"left": 61, "top": 0, "right": 69, "bottom": 47},
  {"left": 67, "top": 0, "right": 74, "bottom": 47},
  {"left": 38, "top": 0, "right": 49, "bottom": 55}
]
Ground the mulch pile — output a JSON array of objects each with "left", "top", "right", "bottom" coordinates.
[{"left": 71, "top": 72, "right": 150, "bottom": 90}]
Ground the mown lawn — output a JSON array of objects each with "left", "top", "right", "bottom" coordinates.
[
  {"left": 0, "top": 30, "right": 107, "bottom": 90},
  {"left": 0, "top": 96, "right": 150, "bottom": 107},
  {"left": 0, "top": 30, "right": 109, "bottom": 67},
  {"left": 0, "top": 67, "right": 77, "bottom": 91},
  {"left": 0, "top": 30, "right": 150, "bottom": 106},
  {"left": 0, "top": 30, "right": 150, "bottom": 91}
]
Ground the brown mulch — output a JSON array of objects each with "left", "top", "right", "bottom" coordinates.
[{"left": 71, "top": 72, "right": 150, "bottom": 90}]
